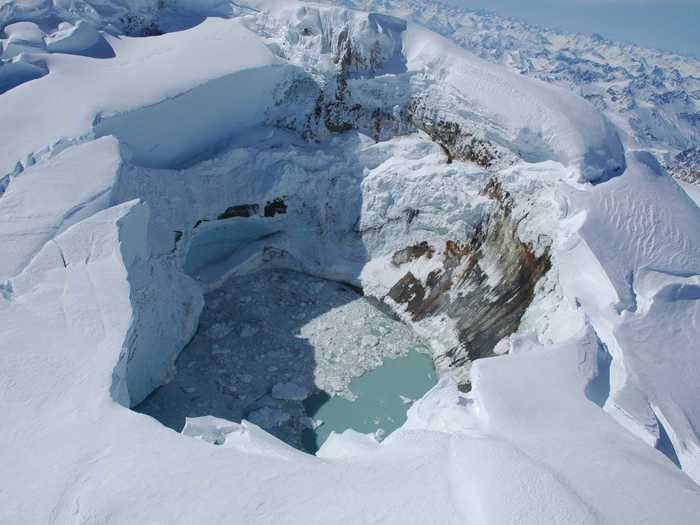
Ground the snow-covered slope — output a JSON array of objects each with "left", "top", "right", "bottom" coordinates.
[
  {"left": 1, "top": 1, "right": 700, "bottom": 523},
  {"left": 329, "top": 0, "right": 700, "bottom": 184}
]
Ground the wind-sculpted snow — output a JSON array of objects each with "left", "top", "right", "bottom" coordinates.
[
  {"left": 2, "top": 1, "right": 700, "bottom": 522},
  {"left": 557, "top": 151, "right": 700, "bottom": 482},
  {"left": 94, "top": 65, "right": 298, "bottom": 168},
  {"left": 0, "top": 137, "right": 121, "bottom": 280},
  {"left": 400, "top": 23, "right": 625, "bottom": 182},
  {"left": 0, "top": 17, "right": 289, "bottom": 176}
]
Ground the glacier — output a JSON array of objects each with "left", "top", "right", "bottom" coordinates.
[{"left": 1, "top": 0, "right": 700, "bottom": 523}]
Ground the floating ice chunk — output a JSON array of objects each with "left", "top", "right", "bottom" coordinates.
[
  {"left": 4, "top": 22, "right": 44, "bottom": 43},
  {"left": 247, "top": 407, "right": 291, "bottom": 428},
  {"left": 271, "top": 382, "right": 309, "bottom": 401},
  {"left": 182, "top": 415, "right": 241, "bottom": 445},
  {"left": 399, "top": 395, "right": 413, "bottom": 405},
  {"left": 46, "top": 21, "right": 101, "bottom": 54}
]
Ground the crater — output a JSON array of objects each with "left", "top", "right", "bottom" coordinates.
[{"left": 97, "top": 8, "right": 554, "bottom": 453}]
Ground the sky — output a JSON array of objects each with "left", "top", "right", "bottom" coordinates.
[{"left": 452, "top": 0, "right": 700, "bottom": 57}]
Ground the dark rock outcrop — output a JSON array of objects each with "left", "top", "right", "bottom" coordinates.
[
  {"left": 408, "top": 99, "right": 504, "bottom": 168},
  {"left": 391, "top": 241, "right": 435, "bottom": 266},
  {"left": 264, "top": 198, "right": 288, "bottom": 217},
  {"left": 385, "top": 179, "right": 550, "bottom": 384},
  {"left": 217, "top": 204, "right": 259, "bottom": 220}
]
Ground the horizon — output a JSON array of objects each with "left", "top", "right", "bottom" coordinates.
[{"left": 450, "top": 0, "right": 700, "bottom": 58}]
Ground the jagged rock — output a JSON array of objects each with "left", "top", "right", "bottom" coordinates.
[
  {"left": 667, "top": 147, "right": 700, "bottom": 184},
  {"left": 217, "top": 204, "right": 259, "bottom": 220},
  {"left": 385, "top": 179, "right": 550, "bottom": 380},
  {"left": 264, "top": 198, "right": 288, "bottom": 217}
]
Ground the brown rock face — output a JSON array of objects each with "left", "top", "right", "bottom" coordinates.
[
  {"left": 264, "top": 198, "right": 288, "bottom": 217},
  {"left": 385, "top": 179, "right": 550, "bottom": 382},
  {"left": 391, "top": 241, "right": 435, "bottom": 266},
  {"left": 408, "top": 99, "right": 504, "bottom": 168}
]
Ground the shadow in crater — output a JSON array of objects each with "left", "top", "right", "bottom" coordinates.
[
  {"left": 585, "top": 339, "right": 612, "bottom": 408},
  {"left": 302, "top": 391, "right": 332, "bottom": 452},
  {"left": 135, "top": 269, "right": 360, "bottom": 452},
  {"left": 656, "top": 415, "right": 682, "bottom": 469},
  {"left": 75, "top": 36, "right": 116, "bottom": 59}
]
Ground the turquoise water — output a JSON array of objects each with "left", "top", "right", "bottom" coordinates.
[{"left": 303, "top": 349, "right": 437, "bottom": 453}]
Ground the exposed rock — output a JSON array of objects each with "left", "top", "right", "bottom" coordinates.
[
  {"left": 193, "top": 202, "right": 267, "bottom": 228},
  {"left": 119, "top": 14, "right": 162, "bottom": 37},
  {"left": 264, "top": 198, "right": 287, "bottom": 217},
  {"left": 384, "top": 179, "right": 550, "bottom": 384},
  {"left": 408, "top": 99, "right": 504, "bottom": 168},
  {"left": 667, "top": 146, "right": 700, "bottom": 185},
  {"left": 217, "top": 204, "right": 259, "bottom": 220},
  {"left": 387, "top": 272, "right": 426, "bottom": 314},
  {"left": 391, "top": 241, "right": 435, "bottom": 266}
]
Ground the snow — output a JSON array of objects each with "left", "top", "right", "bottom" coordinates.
[
  {"left": 0, "top": 52, "right": 47, "bottom": 93},
  {"left": 401, "top": 21, "right": 626, "bottom": 182},
  {"left": 680, "top": 179, "right": 700, "bottom": 206},
  {"left": 1, "top": 1, "right": 700, "bottom": 522},
  {"left": 0, "top": 137, "right": 121, "bottom": 280},
  {"left": 330, "top": 0, "right": 700, "bottom": 183},
  {"left": 557, "top": 151, "right": 700, "bottom": 481},
  {"left": 246, "top": 0, "right": 626, "bottom": 182},
  {"left": 0, "top": 16, "right": 292, "bottom": 175}
]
